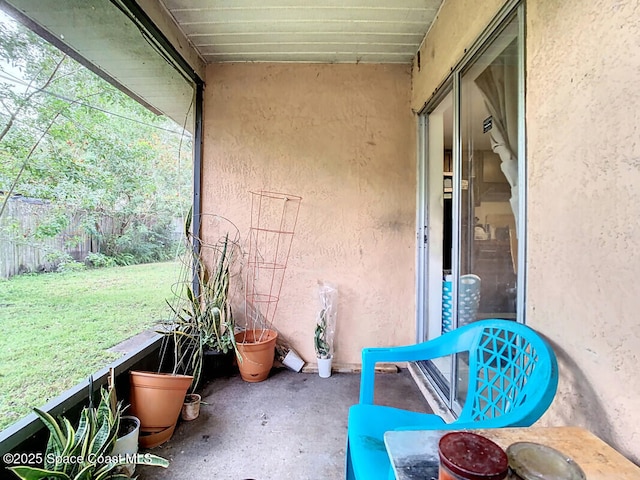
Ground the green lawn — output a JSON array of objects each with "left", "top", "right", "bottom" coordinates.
[{"left": 0, "top": 261, "right": 180, "bottom": 431}]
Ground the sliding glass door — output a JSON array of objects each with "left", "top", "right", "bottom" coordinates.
[{"left": 417, "top": 4, "right": 524, "bottom": 414}]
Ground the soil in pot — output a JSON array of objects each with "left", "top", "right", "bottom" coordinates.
[
  {"left": 118, "top": 417, "right": 139, "bottom": 437},
  {"left": 234, "top": 329, "right": 278, "bottom": 383}
]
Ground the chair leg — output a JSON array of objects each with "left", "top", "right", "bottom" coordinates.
[{"left": 345, "top": 438, "right": 356, "bottom": 480}]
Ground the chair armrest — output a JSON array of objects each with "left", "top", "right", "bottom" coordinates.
[{"left": 359, "top": 334, "right": 465, "bottom": 405}]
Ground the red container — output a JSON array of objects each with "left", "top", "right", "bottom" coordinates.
[{"left": 438, "top": 432, "right": 508, "bottom": 480}]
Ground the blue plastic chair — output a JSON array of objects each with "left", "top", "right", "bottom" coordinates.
[{"left": 346, "top": 319, "right": 558, "bottom": 480}]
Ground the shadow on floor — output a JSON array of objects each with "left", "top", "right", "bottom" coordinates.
[{"left": 136, "top": 367, "right": 432, "bottom": 480}]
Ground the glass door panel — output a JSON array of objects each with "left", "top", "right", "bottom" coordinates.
[
  {"left": 420, "top": 90, "right": 454, "bottom": 399},
  {"left": 454, "top": 13, "right": 520, "bottom": 408}
]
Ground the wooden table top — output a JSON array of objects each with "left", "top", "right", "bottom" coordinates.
[{"left": 384, "top": 426, "right": 640, "bottom": 480}]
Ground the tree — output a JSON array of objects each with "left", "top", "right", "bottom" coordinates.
[{"left": 0, "top": 12, "right": 192, "bottom": 267}]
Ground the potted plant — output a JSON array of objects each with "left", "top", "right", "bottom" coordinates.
[
  {"left": 129, "top": 213, "right": 240, "bottom": 447},
  {"left": 128, "top": 369, "right": 192, "bottom": 448},
  {"left": 234, "top": 300, "right": 280, "bottom": 382},
  {"left": 315, "top": 309, "right": 332, "bottom": 377},
  {"left": 112, "top": 415, "right": 140, "bottom": 477},
  {"left": 8, "top": 388, "right": 168, "bottom": 480},
  {"left": 162, "top": 211, "right": 241, "bottom": 389},
  {"left": 108, "top": 369, "right": 140, "bottom": 477},
  {"left": 314, "top": 282, "right": 337, "bottom": 378}
]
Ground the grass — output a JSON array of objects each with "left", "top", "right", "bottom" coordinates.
[{"left": 0, "top": 261, "right": 180, "bottom": 431}]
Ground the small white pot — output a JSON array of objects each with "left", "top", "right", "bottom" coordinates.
[
  {"left": 112, "top": 415, "right": 140, "bottom": 477},
  {"left": 317, "top": 357, "right": 332, "bottom": 378},
  {"left": 282, "top": 349, "right": 305, "bottom": 372}
]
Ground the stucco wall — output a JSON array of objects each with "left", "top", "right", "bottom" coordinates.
[
  {"left": 411, "top": 0, "right": 504, "bottom": 111},
  {"left": 526, "top": 0, "right": 640, "bottom": 465},
  {"left": 411, "top": 0, "right": 640, "bottom": 465},
  {"left": 202, "top": 63, "right": 416, "bottom": 365}
]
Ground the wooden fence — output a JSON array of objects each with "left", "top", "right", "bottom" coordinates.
[{"left": 0, "top": 195, "right": 101, "bottom": 279}]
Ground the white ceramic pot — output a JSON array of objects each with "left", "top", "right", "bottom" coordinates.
[
  {"left": 317, "top": 357, "right": 332, "bottom": 378},
  {"left": 112, "top": 415, "right": 140, "bottom": 477}
]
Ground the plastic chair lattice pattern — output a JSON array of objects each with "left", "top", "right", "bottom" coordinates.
[{"left": 468, "top": 327, "right": 539, "bottom": 421}]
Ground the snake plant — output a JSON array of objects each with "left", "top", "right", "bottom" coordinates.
[
  {"left": 162, "top": 208, "right": 239, "bottom": 390},
  {"left": 9, "top": 388, "right": 168, "bottom": 480}
]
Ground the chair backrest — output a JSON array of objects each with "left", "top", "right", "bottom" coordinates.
[{"left": 454, "top": 319, "right": 558, "bottom": 428}]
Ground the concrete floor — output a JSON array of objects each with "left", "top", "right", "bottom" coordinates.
[{"left": 136, "top": 367, "right": 433, "bottom": 480}]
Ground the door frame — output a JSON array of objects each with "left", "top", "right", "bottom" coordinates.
[{"left": 415, "top": 0, "right": 526, "bottom": 416}]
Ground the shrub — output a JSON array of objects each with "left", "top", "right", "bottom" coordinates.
[{"left": 85, "top": 252, "right": 117, "bottom": 268}]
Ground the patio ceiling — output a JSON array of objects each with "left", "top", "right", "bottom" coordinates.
[
  {"left": 160, "top": 0, "right": 443, "bottom": 64},
  {"left": 0, "top": 0, "right": 443, "bottom": 129}
]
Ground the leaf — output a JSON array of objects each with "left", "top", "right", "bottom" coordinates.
[
  {"left": 89, "top": 415, "right": 112, "bottom": 456},
  {"left": 71, "top": 464, "right": 95, "bottom": 480},
  {"left": 131, "top": 453, "right": 170, "bottom": 468},
  {"left": 73, "top": 410, "right": 89, "bottom": 453},
  {"left": 32, "top": 408, "right": 66, "bottom": 458},
  {"left": 79, "top": 410, "right": 93, "bottom": 459},
  {"left": 61, "top": 417, "right": 76, "bottom": 452},
  {"left": 8, "top": 466, "right": 72, "bottom": 480}
]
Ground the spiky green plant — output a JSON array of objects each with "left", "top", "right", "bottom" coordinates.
[
  {"left": 161, "top": 208, "right": 239, "bottom": 390},
  {"left": 314, "top": 308, "right": 331, "bottom": 359},
  {"left": 8, "top": 388, "right": 169, "bottom": 480}
]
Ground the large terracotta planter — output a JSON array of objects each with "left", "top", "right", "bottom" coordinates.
[
  {"left": 129, "top": 371, "right": 193, "bottom": 447},
  {"left": 235, "top": 329, "right": 278, "bottom": 382}
]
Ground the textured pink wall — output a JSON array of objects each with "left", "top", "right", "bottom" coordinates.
[
  {"left": 202, "top": 63, "right": 416, "bottom": 364},
  {"left": 526, "top": 0, "right": 640, "bottom": 464}
]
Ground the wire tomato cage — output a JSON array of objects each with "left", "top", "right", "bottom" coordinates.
[{"left": 243, "top": 191, "right": 302, "bottom": 341}]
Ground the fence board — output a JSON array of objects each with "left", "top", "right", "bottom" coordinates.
[{"left": 0, "top": 195, "right": 104, "bottom": 278}]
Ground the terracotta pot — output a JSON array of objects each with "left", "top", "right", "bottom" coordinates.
[
  {"left": 181, "top": 393, "right": 201, "bottom": 421},
  {"left": 234, "top": 329, "right": 278, "bottom": 382},
  {"left": 138, "top": 424, "right": 176, "bottom": 449},
  {"left": 129, "top": 371, "right": 193, "bottom": 439}
]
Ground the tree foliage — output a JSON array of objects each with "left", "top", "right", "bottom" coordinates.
[{"left": 0, "top": 12, "right": 192, "bottom": 265}]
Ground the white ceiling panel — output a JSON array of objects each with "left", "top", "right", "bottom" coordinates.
[
  {"left": 161, "top": 0, "right": 443, "bottom": 64},
  {"left": 192, "top": 32, "right": 425, "bottom": 45},
  {"left": 0, "top": 0, "right": 442, "bottom": 128},
  {"left": 172, "top": 7, "right": 436, "bottom": 25}
]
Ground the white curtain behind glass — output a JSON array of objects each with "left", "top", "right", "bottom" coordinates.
[{"left": 475, "top": 43, "right": 519, "bottom": 233}]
